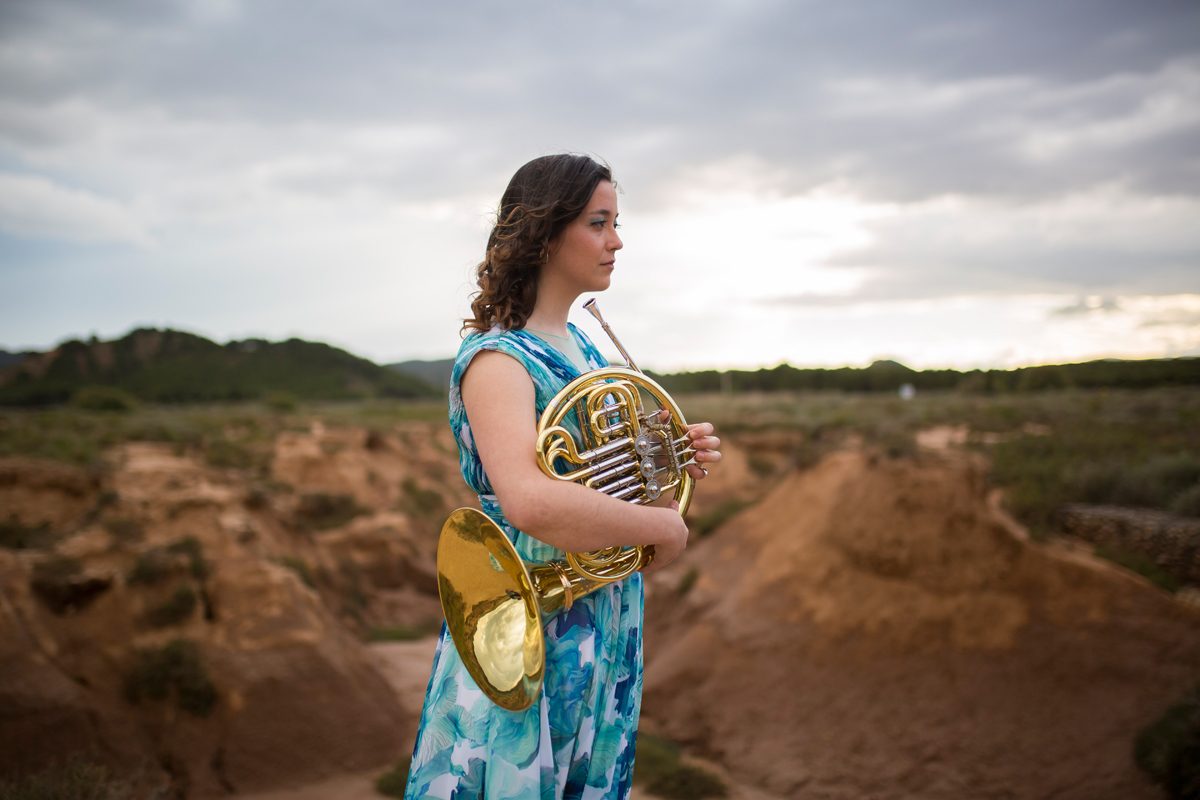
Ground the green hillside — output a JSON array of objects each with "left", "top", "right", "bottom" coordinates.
[
  {"left": 654, "top": 357, "right": 1200, "bottom": 395},
  {"left": 0, "top": 328, "right": 437, "bottom": 407}
]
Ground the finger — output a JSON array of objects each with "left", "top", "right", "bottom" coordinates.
[
  {"left": 695, "top": 449, "right": 723, "bottom": 464},
  {"left": 685, "top": 464, "right": 708, "bottom": 480},
  {"left": 691, "top": 435, "right": 720, "bottom": 450},
  {"left": 687, "top": 422, "right": 714, "bottom": 438}
]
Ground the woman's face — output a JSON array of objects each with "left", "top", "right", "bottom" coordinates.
[{"left": 544, "top": 179, "right": 623, "bottom": 293}]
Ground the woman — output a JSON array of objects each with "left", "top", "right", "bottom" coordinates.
[{"left": 403, "top": 154, "right": 722, "bottom": 800}]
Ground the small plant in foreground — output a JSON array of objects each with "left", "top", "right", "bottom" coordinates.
[
  {"left": 123, "top": 638, "right": 217, "bottom": 717},
  {"left": 374, "top": 756, "right": 412, "bottom": 797},
  {"left": 634, "top": 733, "right": 727, "bottom": 799}
]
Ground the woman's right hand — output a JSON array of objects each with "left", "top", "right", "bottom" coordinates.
[{"left": 640, "top": 500, "right": 689, "bottom": 575}]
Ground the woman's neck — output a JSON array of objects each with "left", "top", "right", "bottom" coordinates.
[{"left": 523, "top": 277, "right": 579, "bottom": 336}]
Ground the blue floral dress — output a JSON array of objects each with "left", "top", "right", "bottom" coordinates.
[{"left": 403, "top": 322, "right": 644, "bottom": 800}]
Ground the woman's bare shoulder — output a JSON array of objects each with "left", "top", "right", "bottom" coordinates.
[{"left": 460, "top": 347, "right": 534, "bottom": 393}]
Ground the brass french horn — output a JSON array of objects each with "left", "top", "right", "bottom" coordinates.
[{"left": 436, "top": 299, "right": 696, "bottom": 710}]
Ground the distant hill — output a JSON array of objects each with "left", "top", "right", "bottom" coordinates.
[
  {"left": 656, "top": 356, "right": 1200, "bottom": 395},
  {"left": 4, "top": 326, "right": 1195, "bottom": 408},
  {"left": 0, "top": 328, "right": 438, "bottom": 407},
  {"left": 0, "top": 350, "right": 30, "bottom": 371},
  {"left": 385, "top": 358, "right": 454, "bottom": 392}
]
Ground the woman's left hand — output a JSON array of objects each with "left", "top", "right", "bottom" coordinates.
[{"left": 684, "top": 421, "right": 721, "bottom": 480}]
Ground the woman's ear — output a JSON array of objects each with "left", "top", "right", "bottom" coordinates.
[{"left": 542, "top": 232, "right": 564, "bottom": 265}]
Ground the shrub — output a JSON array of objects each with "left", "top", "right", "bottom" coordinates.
[
  {"left": 692, "top": 499, "right": 751, "bottom": 538},
  {"left": 102, "top": 516, "right": 144, "bottom": 543},
  {"left": 1095, "top": 545, "right": 1182, "bottom": 593},
  {"left": 0, "top": 517, "right": 57, "bottom": 550},
  {"left": 123, "top": 638, "right": 217, "bottom": 717},
  {"left": 167, "top": 536, "right": 210, "bottom": 579},
  {"left": 633, "top": 734, "right": 727, "bottom": 799},
  {"left": 0, "top": 754, "right": 132, "bottom": 800},
  {"left": 126, "top": 551, "right": 173, "bottom": 586},
  {"left": 243, "top": 486, "right": 271, "bottom": 510},
  {"left": 30, "top": 556, "right": 110, "bottom": 615},
  {"left": 69, "top": 385, "right": 140, "bottom": 413},
  {"left": 676, "top": 567, "right": 699, "bottom": 598},
  {"left": 401, "top": 477, "right": 444, "bottom": 517},
  {"left": 367, "top": 623, "right": 440, "bottom": 642},
  {"left": 263, "top": 391, "right": 298, "bottom": 413},
  {"left": 143, "top": 586, "right": 197, "bottom": 628},
  {"left": 364, "top": 428, "right": 388, "bottom": 451},
  {"left": 374, "top": 756, "right": 411, "bottom": 797},
  {"left": 203, "top": 438, "right": 257, "bottom": 470},
  {"left": 295, "top": 492, "right": 366, "bottom": 531},
  {"left": 1170, "top": 484, "right": 1200, "bottom": 519},
  {"left": 278, "top": 556, "right": 316, "bottom": 588},
  {"left": 746, "top": 453, "right": 775, "bottom": 479},
  {"left": 1134, "top": 684, "right": 1200, "bottom": 799}
]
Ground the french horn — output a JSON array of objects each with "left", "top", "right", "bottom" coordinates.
[{"left": 436, "top": 299, "right": 696, "bottom": 710}]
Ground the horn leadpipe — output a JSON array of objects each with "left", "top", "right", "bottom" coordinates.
[{"left": 583, "top": 298, "right": 640, "bottom": 373}]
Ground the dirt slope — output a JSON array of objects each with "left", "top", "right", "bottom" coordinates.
[
  {"left": 642, "top": 448, "right": 1200, "bottom": 799},
  {"left": 0, "top": 419, "right": 468, "bottom": 796}
]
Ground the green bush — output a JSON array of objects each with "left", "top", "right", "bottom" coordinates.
[
  {"left": 295, "top": 492, "right": 366, "bottom": 531},
  {"left": 0, "top": 516, "right": 57, "bottom": 550},
  {"left": 1114, "top": 454, "right": 1200, "bottom": 509},
  {"left": 278, "top": 556, "right": 316, "bottom": 588},
  {"left": 374, "top": 756, "right": 411, "bottom": 797},
  {"left": 143, "top": 586, "right": 198, "bottom": 628},
  {"left": 746, "top": 453, "right": 776, "bottom": 478},
  {"left": 102, "top": 516, "right": 144, "bottom": 543},
  {"left": 1170, "top": 484, "right": 1200, "bottom": 518},
  {"left": 692, "top": 499, "right": 751, "bottom": 538},
  {"left": 366, "top": 623, "right": 440, "bottom": 642},
  {"left": 633, "top": 733, "right": 727, "bottom": 799},
  {"left": 676, "top": 567, "right": 699, "bottom": 598},
  {"left": 126, "top": 551, "right": 173, "bottom": 586},
  {"left": 30, "top": 556, "right": 111, "bottom": 615},
  {"left": 243, "top": 485, "right": 272, "bottom": 510},
  {"left": 0, "top": 755, "right": 132, "bottom": 800},
  {"left": 1134, "top": 684, "right": 1200, "bottom": 799},
  {"left": 263, "top": 391, "right": 299, "bottom": 413},
  {"left": 129, "top": 538, "right": 209, "bottom": 585},
  {"left": 123, "top": 638, "right": 217, "bottom": 717},
  {"left": 167, "top": 536, "right": 210, "bottom": 579},
  {"left": 69, "top": 385, "right": 140, "bottom": 413},
  {"left": 203, "top": 438, "right": 258, "bottom": 470},
  {"left": 401, "top": 477, "right": 444, "bottom": 517},
  {"left": 1094, "top": 545, "right": 1182, "bottom": 593}
]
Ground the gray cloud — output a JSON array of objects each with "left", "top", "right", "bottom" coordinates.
[
  {"left": 1, "top": 0, "right": 1198, "bottom": 364},
  {"left": 3, "top": 0, "right": 1197, "bottom": 201}
]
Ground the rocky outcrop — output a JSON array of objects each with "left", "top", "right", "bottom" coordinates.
[
  {"left": 0, "top": 420, "right": 467, "bottom": 796},
  {"left": 1058, "top": 503, "right": 1200, "bottom": 585},
  {"left": 642, "top": 448, "right": 1200, "bottom": 799}
]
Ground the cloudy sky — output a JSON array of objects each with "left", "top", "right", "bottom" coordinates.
[{"left": 1, "top": 0, "right": 1197, "bottom": 372}]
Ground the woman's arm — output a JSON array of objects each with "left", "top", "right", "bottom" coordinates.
[{"left": 460, "top": 349, "right": 689, "bottom": 557}]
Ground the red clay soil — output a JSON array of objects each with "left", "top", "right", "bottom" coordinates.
[{"left": 642, "top": 448, "right": 1200, "bottom": 799}]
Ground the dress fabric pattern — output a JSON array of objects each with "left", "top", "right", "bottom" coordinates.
[{"left": 403, "top": 322, "right": 644, "bottom": 800}]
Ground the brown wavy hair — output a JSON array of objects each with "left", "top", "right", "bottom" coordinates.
[{"left": 462, "top": 154, "right": 614, "bottom": 334}]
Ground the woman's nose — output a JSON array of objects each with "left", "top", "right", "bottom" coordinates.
[{"left": 610, "top": 229, "right": 623, "bottom": 251}]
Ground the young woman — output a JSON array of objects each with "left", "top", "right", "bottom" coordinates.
[{"left": 403, "top": 153, "right": 722, "bottom": 800}]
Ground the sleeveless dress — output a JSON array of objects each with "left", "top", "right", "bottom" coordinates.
[{"left": 403, "top": 321, "right": 644, "bottom": 800}]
